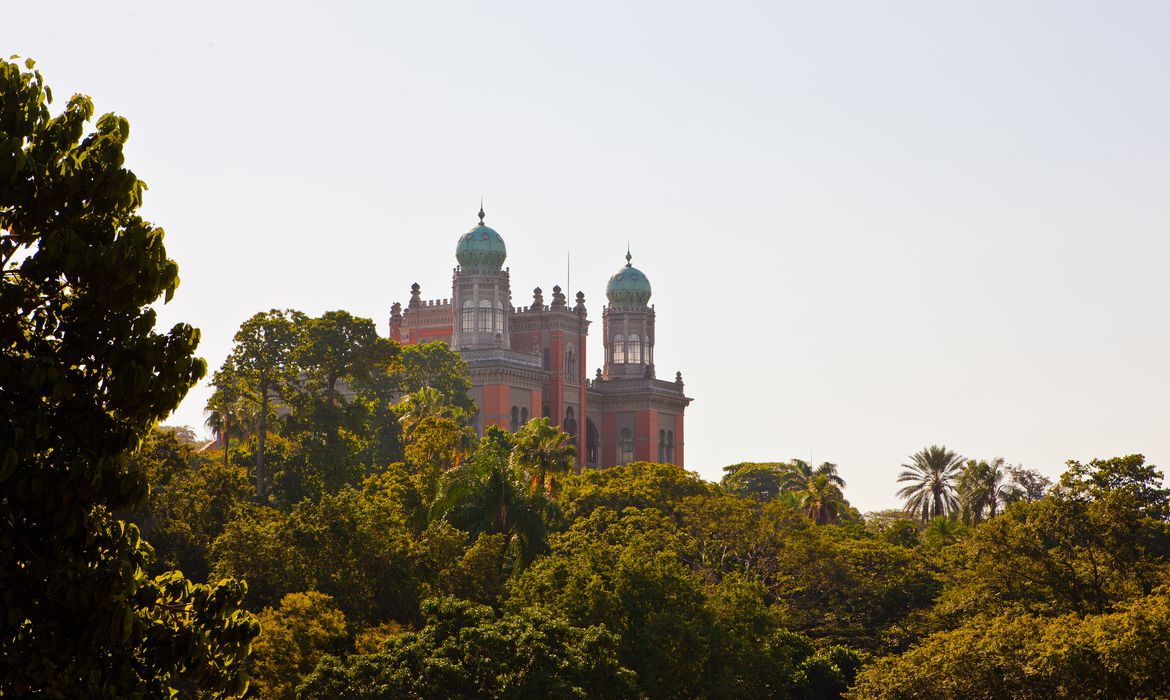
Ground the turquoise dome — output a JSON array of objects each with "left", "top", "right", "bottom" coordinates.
[
  {"left": 606, "top": 252, "right": 652, "bottom": 307},
  {"left": 455, "top": 215, "right": 507, "bottom": 272}
]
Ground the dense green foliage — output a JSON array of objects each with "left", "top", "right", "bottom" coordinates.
[
  {"left": 135, "top": 309, "right": 1170, "bottom": 698},
  {"left": 0, "top": 58, "right": 256, "bottom": 696}
]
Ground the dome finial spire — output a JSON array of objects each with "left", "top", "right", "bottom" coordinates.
[
  {"left": 625, "top": 243, "right": 632, "bottom": 268},
  {"left": 478, "top": 198, "right": 485, "bottom": 226}
]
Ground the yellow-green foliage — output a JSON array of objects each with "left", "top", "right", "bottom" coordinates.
[{"left": 251, "top": 592, "right": 348, "bottom": 700}]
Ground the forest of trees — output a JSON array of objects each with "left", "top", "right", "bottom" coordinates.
[
  {"left": 128, "top": 303, "right": 1170, "bottom": 698},
  {"left": 5, "top": 56, "right": 1170, "bottom": 699}
]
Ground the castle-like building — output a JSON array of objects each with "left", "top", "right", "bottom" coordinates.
[{"left": 389, "top": 208, "right": 691, "bottom": 470}]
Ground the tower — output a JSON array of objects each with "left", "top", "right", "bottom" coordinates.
[
  {"left": 452, "top": 206, "right": 511, "bottom": 350},
  {"left": 602, "top": 251, "right": 655, "bottom": 380},
  {"left": 589, "top": 250, "right": 690, "bottom": 467}
]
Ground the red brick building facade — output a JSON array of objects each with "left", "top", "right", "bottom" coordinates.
[{"left": 389, "top": 208, "right": 691, "bottom": 469}]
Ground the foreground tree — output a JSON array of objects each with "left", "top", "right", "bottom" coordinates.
[
  {"left": 897, "top": 445, "right": 965, "bottom": 521},
  {"left": 0, "top": 58, "right": 256, "bottom": 695}
]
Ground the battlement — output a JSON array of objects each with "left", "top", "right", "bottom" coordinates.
[{"left": 407, "top": 298, "right": 451, "bottom": 310}]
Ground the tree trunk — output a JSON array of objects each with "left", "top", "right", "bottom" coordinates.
[
  {"left": 257, "top": 380, "right": 267, "bottom": 501},
  {"left": 223, "top": 415, "right": 231, "bottom": 470}
]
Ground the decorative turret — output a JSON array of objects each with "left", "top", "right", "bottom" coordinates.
[
  {"left": 602, "top": 249, "right": 655, "bottom": 380},
  {"left": 455, "top": 205, "right": 507, "bottom": 272},
  {"left": 606, "top": 250, "right": 652, "bottom": 308},
  {"left": 452, "top": 206, "right": 511, "bottom": 350}
]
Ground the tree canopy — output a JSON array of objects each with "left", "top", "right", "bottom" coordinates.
[{"left": 0, "top": 57, "right": 256, "bottom": 696}]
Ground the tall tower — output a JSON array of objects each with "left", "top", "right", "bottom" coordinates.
[
  {"left": 452, "top": 206, "right": 511, "bottom": 350},
  {"left": 602, "top": 250, "right": 655, "bottom": 380}
]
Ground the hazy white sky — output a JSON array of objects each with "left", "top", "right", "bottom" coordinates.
[{"left": 11, "top": 1, "right": 1170, "bottom": 511}]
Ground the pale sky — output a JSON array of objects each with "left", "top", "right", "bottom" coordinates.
[{"left": 11, "top": 1, "right": 1169, "bottom": 511}]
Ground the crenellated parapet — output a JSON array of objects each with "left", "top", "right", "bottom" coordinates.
[{"left": 390, "top": 282, "right": 455, "bottom": 344}]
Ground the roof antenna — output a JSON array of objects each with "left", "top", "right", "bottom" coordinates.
[
  {"left": 478, "top": 197, "right": 485, "bottom": 226},
  {"left": 567, "top": 251, "right": 571, "bottom": 297}
]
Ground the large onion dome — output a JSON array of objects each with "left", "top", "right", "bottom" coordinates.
[
  {"left": 606, "top": 251, "right": 652, "bottom": 307},
  {"left": 455, "top": 206, "right": 507, "bottom": 271}
]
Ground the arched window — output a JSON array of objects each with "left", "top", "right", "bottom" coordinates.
[
  {"left": 520, "top": 407, "right": 529, "bottom": 424},
  {"left": 586, "top": 419, "right": 599, "bottom": 466},
  {"left": 542, "top": 348, "right": 550, "bottom": 370},
  {"left": 619, "top": 429, "right": 634, "bottom": 465},
  {"left": 658, "top": 430, "right": 666, "bottom": 463},
  {"left": 461, "top": 300, "right": 475, "bottom": 333},
  {"left": 510, "top": 406, "right": 520, "bottom": 432},
  {"left": 666, "top": 431, "right": 675, "bottom": 464},
  {"left": 628, "top": 334, "right": 642, "bottom": 364},
  {"left": 495, "top": 300, "right": 505, "bottom": 332},
  {"left": 478, "top": 299, "right": 492, "bottom": 332},
  {"left": 613, "top": 335, "right": 625, "bottom": 364},
  {"left": 564, "top": 406, "right": 577, "bottom": 438},
  {"left": 565, "top": 344, "right": 575, "bottom": 380}
]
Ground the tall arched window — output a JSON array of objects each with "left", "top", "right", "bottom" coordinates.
[
  {"left": 495, "top": 301, "right": 505, "bottom": 332},
  {"left": 628, "top": 334, "right": 642, "bottom": 364},
  {"left": 565, "top": 344, "right": 575, "bottom": 380},
  {"left": 658, "top": 430, "right": 666, "bottom": 463},
  {"left": 613, "top": 335, "right": 625, "bottom": 364},
  {"left": 666, "top": 431, "right": 675, "bottom": 464},
  {"left": 461, "top": 300, "right": 475, "bottom": 333},
  {"left": 564, "top": 406, "right": 577, "bottom": 439},
  {"left": 478, "top": 299, "right": 492, "bottom": 332},
  {"left": 510, "top": 406, "right": 520, "bottom": 432},
  {"left": 520, "top": 407, "right": 529, "bottom": 424},
  {"left": 619, "top": 429, "right": 634, "bottom": 465}
]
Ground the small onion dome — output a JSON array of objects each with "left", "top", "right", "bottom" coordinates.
[
  {"left": 606, "top": 251, "right": 652, "bottom": 307},
  {"left": 455, "top": 206, "right": 507, "bottom": 271}
]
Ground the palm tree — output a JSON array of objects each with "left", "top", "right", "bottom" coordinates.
[
  {"left": 432, "top": 430, "right": 554, "bottom": 569},
  {"left": 204, "top": 365, "right": 255, "bottom": 470},
  {"left": 958, "top": 458, "right": 1024, "bottom": 524},
  {"left": 509, "top": 417, "right": 576, "bottom": 496},
  {"left": 397, "top": 386, "right": 467, "bottom": 441},
  {"left": 922, "top": 515, "right": 966, "bottom": 548},
  {"left": 784, "top": 459, "right": 846, "bottom": 491},
  {"left": 897, "top": 445, "right": 965, "bottom": 522},
  {"left": 796, "top": 473, "right": 847, "bottom": 525}
]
